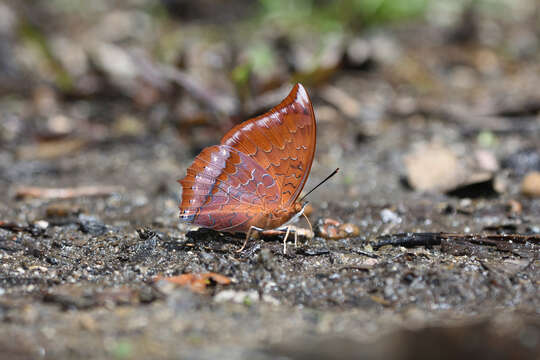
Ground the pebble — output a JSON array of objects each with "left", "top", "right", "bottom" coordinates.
[
  {"left": 34, "top": 220, "right": 49, "bottom": 230},
  {"left": 317, "top": 218, "right": 360, "bottom": 239},
  {"left": 214, "top": 290, "right": 280, "bottom": 306},
  {"left": 521, "top": 171, "right": 540, "bottom": 197},
  {"left": 380, "top": 208, "right": 401, "bottom": 224},
  {"left": 78, "top": 214, "right": 107, "bottom": 236}
]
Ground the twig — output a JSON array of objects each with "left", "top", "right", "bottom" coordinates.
[
  {"left": 14, "top": 185, "right": 123, "bottom": 199},
  {"left": 374, "top": 232, "right": 540, "bottom": 250},
  {"left": 338, "top": 265, "right": 373, "bottom": 271},
  {"left": 159, "top": 64, "right": 237, "bottom": 115},
  {"left": 0, "top": 221, "right": 45, "bottom": 236},
  {"left": 351, "top": 248, "right": 379, "bottom": 258},
  {"left": 126, "top": 49, "right": 238, "bottom": 117},
  {"left": 374, "top": 232, "right": 442, "bottom": 249}
]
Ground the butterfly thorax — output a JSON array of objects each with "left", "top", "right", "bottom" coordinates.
[{"left": 252, "top": 202, "right": 303, "bottom": 230}]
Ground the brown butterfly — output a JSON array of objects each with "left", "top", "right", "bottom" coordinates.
[{"left": 179, "top": 84, "right": 317, "bottom": 252}]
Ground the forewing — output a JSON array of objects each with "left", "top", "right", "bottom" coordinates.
[
  {"left": 220, "top": 83, "right": 316, "bottom": 207},
  {"left": 179, "top": 145, "right": 280, "bottom": 233}
]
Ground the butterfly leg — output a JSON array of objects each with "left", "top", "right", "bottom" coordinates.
[
  {"left": 282, "top": 225, "right": 292, "bottom": 254},
  {"left": 294, "top": 229, "right": 298, "bottom": 248},
  {"left": 302, "top": 212, "right": 313, "bottom": 234},
  {"left": 302, "top": 212, "right": 313, "bottom": 245},
  {"left": 236, "top": 226, "right": 264, "bottom": 252},
  {"left": 237, "top": 226, "right": 255, "bottom": 253}
]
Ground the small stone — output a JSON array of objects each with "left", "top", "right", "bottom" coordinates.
[
  {"left": 380, "top": 208, "right": 401, "bottom": 224},
  {"left": 521, "top": 171, "right": 540, "bottom": 197},
  {"left": 503, "top": 148, "right": 540, "bottom": 176},
  {"left": 78, "top": 314, "right": 98, "bottom": 331},
  {"left": 475, "top": 149, "right": 499, "bottom": 172},
  {"left": 341, "top": 223, "right": 360, "bottom": 237},
  {"left": 34, "top": 220, "right": 49, "bottom": 230},
  {"left": 46, "top": 257, "right": 59, "bottom": 266},
  {"left": 214, "top": 290, "right": 258, "bottom": 304},
  {"left": 507, "top": 199, "right": 522, "bottom": 214},
  {"left": 47, "top": 114, "right": 73, "bottom": 136},
  {"left": 78, "top": 214, "right": 107, "bottom": 236},
  {"left": 405, "top": 143, "right": 465, "bottom": 192},
  {"left": 317, "top": 218, "right": 341, "bottom": 239},
  {"left": 92, "top": 42, "right": 137, "bottom": 79},
  {"left": 346, "top": 38, "right": 371, "bottom": 66}
]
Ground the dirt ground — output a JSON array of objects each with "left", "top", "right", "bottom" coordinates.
[{"left": 0, "top": 1, "right": 539, "bottom": 359}]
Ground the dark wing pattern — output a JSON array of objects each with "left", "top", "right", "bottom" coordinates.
[
  {"left": 220, "top": 83, "right": 316, "bottom": 207},
  {"left": 179, "top": 145, "right": 280, "bottom": 232}
]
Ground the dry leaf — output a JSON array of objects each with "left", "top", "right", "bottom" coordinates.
[{"left": 154, "top": 273, "right": 231, "bottom": 294}]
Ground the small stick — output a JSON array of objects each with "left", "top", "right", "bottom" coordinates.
[
  {"left": 14, "top": 185, "right": 123, "bottom": 200},
  {"left": 352, "top": 248, "right": 379, "bottom": 258},
  {"left": 374, "top": 232, "right": 540, "bottom": 249},
  {"left": 374, "top": 232, "right": 441, "bottom": 249}
]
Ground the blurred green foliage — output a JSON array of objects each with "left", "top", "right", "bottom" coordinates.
[
  {"left": 11, "top": 0, "right": 529, "bottom": 96},
  {"left": 231, "top": 43, "right": 277, "bottom": 91},
  {"left": 477, "top": 131, "right": 498, "bottom": 148},
  {"left": 233, "top": 0, "right": 427, "bottom": 88},
  {"left": 18, "top": 21, "right": 73, "bottom": 91},
  {"left": 110, "top": 340, "right": 133, "bottom": 359},
  {"left": 258, "top": 0, "right": 428, "bottom": 32}
]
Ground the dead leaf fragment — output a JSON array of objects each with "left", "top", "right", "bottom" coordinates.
[
  {"left": 317, "top": 218, "right": 360, "bottom": 240},
  {"left": 370, "top": 295, "right": 391, "bottom": 306},
  {"left": 16, "top": 139, "right": 87, "bottom": 160},
  {"left": 154, "top": 273, "right": 231, "bottom": 294},
  {"left": 405, "top": 143, "right": 465, "bottom": 192}
]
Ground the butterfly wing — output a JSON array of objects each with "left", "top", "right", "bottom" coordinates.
[
  {"left": 220, "top": 83, "right": 316, "bottom": 207},
  {"left": 179, "top": 145, "right": 281, "bottom": 233}
]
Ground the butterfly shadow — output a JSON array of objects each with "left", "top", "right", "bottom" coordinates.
[
  {"left": 184, "top": 227, "right": 315, "bottom": 256},
  {"left": 184, "top": 228, "right": 246, "bottom": 252}
]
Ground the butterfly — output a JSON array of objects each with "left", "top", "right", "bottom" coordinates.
[{"left": 179, "top": 83, "right": 316, "bottom": 252}]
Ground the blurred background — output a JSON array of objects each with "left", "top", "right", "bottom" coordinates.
[{"left": 1, "top": 0, "right": 539, "bottom": 206}]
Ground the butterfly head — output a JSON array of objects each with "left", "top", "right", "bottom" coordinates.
[
  {"left": 293, "top": 202, "right": 303, "bottom": 214},
  {"left": 274, "top": 201, "right": 308, "bottom": 228}
]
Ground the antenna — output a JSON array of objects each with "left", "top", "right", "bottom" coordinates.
[{"left": 299, "top": 168, "right": 339, "bottom": 203}]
